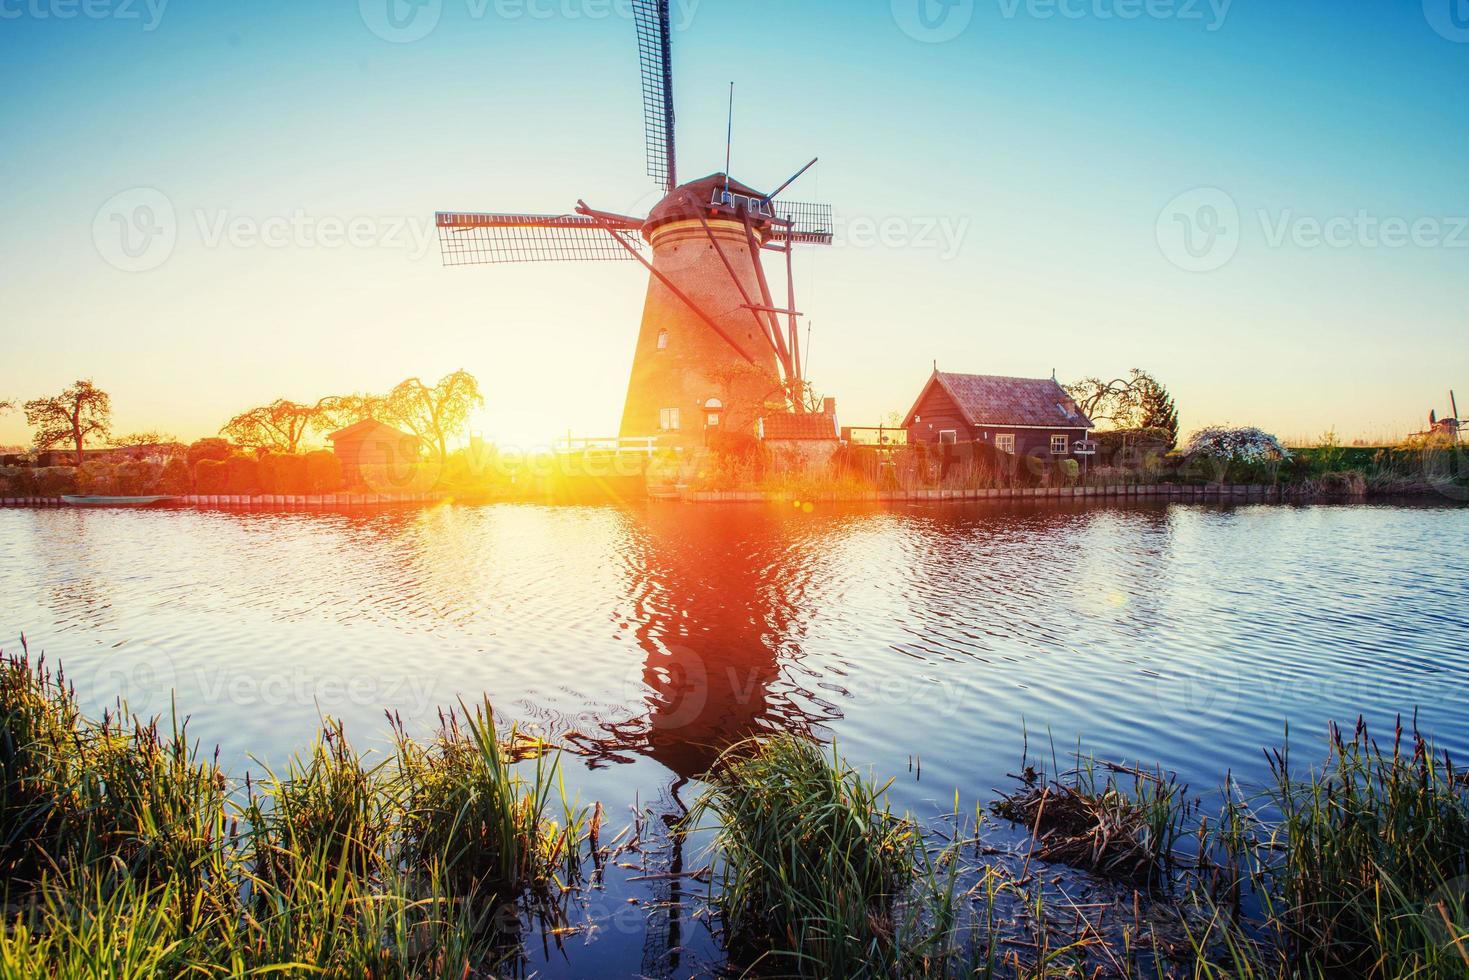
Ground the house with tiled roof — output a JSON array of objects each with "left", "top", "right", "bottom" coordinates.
[{"left": 902, "top": 371, "right": 1093, "bottom": 457}]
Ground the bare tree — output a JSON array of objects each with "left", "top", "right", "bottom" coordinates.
[
  {"left": 221, "top": 399, "right": 322, "bottom": 454},
  {"left": 313, "top": 393, "right": 388, "bottom": 435},
  {"left": 379, "top": 371, "right": 484, "bottom": 462},
  {"left": 1066, "top": 369, "right": 1179, "bottom": 444},
  {"left": 24, "top": 380, "right": 112, "bottom": 465}
]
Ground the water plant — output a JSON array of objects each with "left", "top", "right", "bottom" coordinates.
[
  {"left": 0, "top": 645, "right": 591, "bottom": 977},
  {"left": 992, "top": 753, "right": 1194, "bottom": 887},
  {"left": 1258, "top": 718, "right": 1469, "bottom": 978},
  {"left": 691, "top": 734, "right": 961, "bottom": 978},
  {"left": 392, "top": 699, "right": 591, "bottom": 900}
]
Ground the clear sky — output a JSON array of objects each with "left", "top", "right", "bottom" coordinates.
[{"left": 2, "top": 0, "right": 1466, "bottom": 449}]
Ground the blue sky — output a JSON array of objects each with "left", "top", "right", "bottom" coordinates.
[{"left": 2, "top": 0, "right": 1466, "bottom": 445}]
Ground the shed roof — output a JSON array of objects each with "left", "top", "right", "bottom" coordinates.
[
  {"left": 904, "top": 372, "right": 1093, "bottom": 430},
  {"left": 761, "top": 412, "right": 839, "bottom": 441},
  {"left": 327, "top": 419, "right": 419, "bottom": 445}
]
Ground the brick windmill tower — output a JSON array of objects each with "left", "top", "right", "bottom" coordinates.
[{"left": 435, "top": 0, "right": 832, "bottom": 451}]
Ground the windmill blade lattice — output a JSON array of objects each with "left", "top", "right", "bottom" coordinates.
[
  {"left": 435, "top": 213, "right": 647, "bottom": 265},
  {"left": 771, "top": 200, "right": 834, "bottom": 246},
  {"left": 632, "top": 0, "right": 677, "bottom": 191}
]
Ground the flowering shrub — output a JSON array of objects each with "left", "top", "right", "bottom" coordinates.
[{"left": 1183, "top": 427, "right": 1290, "bottom": 463}]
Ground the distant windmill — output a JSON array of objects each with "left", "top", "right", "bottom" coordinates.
[
  {"left": 1427, "top": 390, "right": 1462, "bottom": 443},
  {"left": 434, "top": 0, "right": 833, "bottom": 449}
]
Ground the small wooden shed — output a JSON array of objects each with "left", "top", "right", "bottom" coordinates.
[
  {"left": 327, "top": 420, "right": 422, "bottom": 487},
  {"left": 760, "top": 399, "right": 840, "bottom": 465}
]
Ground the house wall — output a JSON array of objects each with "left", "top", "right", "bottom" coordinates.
[
  {"left": 906, "top": 386, "right": 1088, "bottom": 456},
  {"left": 331, "top": 434, "right": 423, "bottom": 489},
  {"left": 765, "top": 439, "right": 839, "bottom": 468},
  {"left": 906, "top": 386, "right": 975, "bottom": 444}
]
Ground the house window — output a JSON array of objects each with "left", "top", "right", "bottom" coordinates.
[
  {"left": 995, "top": 434, "right": 1016, "bottom": 454},
  {"left": 1051, "top": 434, "right": 1070, "bottom": 455},
  {"left": 659, "top": 408, "right": 681, "bottom": 431},
  {"left": 656, "top": 329, "right": 669, "bottom": 350},
  {"left": 939, "top": 430, "right": 958, "bottom": 445}
]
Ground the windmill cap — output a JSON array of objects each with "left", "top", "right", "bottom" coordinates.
[{"left": 644, "top": 173, "right": 770, "bottom": 234}]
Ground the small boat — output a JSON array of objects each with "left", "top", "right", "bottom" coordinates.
[{"left": 61, "top": 495, "right": 179, "bottom": 508}]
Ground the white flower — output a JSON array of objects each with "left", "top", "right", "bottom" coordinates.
[{"left": 1183, "top": 427, "right": 1290, "bottom": 463}]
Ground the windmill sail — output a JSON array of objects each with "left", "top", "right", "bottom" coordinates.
[
  {"left": 435, "top": 212, "right": 646, "bottom": 265},
  {"left": 771, "top": 200, "right": 835, "bottom": 245},
  {"left": 632, "top": 0, "right": 677, "bottom": 191}
]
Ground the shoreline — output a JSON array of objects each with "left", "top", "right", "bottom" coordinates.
[{"left": 0, "top": 483, "right": 1459, "bottom": 510}]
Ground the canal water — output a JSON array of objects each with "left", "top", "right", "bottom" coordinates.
[{"left": 2, "top": 500, "right": 1466, "bottom": 974}]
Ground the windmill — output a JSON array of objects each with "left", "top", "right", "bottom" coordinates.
[{"left": 435, "top": 0, "right": 833, "bottom": 451}]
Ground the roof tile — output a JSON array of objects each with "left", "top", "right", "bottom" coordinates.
[{"left": 926, "top": 373, "right": 1093, "bottom": 429}]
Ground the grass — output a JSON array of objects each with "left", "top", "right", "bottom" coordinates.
[
  {"left": 1245, "top": 718, "right": 1469, "bottom": 978},
  {"left": 392, "top": 699, "right": 590, "bottom": 898},
  {"left": 0, "top": 645, "right": 592, "bottom": 978},
  {"left": 691, "top": 735, "right": 961, "bottom": 978},
  {"left": 8, "top": 641, "right": 1469, "bottom": 978}
]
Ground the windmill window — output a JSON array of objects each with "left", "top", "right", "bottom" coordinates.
[
  {"left": 656, "top": 329, "right": 669, "bottom": 351},
  {"left": 659, "top": 408, "right": 681, "bottom": 431}
]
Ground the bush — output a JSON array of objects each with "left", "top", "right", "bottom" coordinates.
[
  {"left": 75, "top": 461, "right": 121, "bottom": 496},
  {"left": 31, "top": 467, "right": 78, "bottom": 497},
  {"left": 194, "top": 459, "right": 228, "bottom": 494},
  {"left": 259, "top": 453, "right": 311, "bottom": 494},
  {"left": 158, "top": 457, "right": 191, "bottom": 495},
  {"left": 115, "top": 460, "right": 161, "bottom": 496},
  {"left": 1184, "top": 426, "right": 1289, "bottom": 464},
  {"left": 304, "top": 451, "right": 342, "bottom": 493},
  {"left": 186, "top": 438, "right": 233, "bottom": 468},
  {"left": 224, "top": 455, "right": 260, "bottom": 494}
]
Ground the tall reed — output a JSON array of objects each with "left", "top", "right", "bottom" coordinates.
[{"left": 692, "top": 735, "right": 960, "bottom": 978}]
